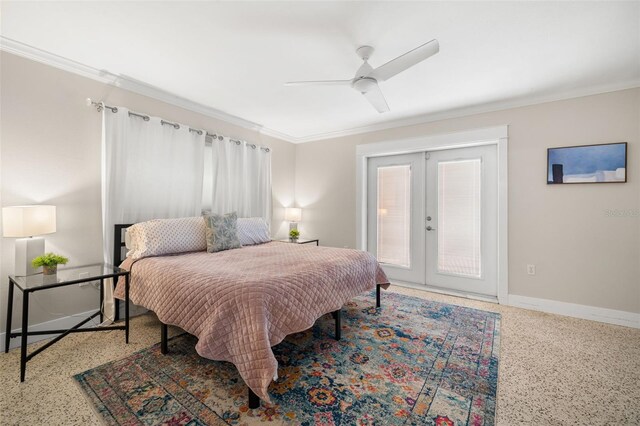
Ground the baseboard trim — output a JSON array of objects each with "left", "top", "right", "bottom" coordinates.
[
  {"left": 390, "top": 281, "right": 499, "bottom": 304},
  {"left": 508, "top": 295, "right": 640, "bottom": 329},
  {"left": 390, "top": 281, "right": 639, "bottom": 329},
  {"left": 0, "top": 302, "right": 148, "bottom": 352}
]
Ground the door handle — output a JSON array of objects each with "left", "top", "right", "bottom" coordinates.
[{"left": 426, "top": 226, "right": 436, "bottom": 231}]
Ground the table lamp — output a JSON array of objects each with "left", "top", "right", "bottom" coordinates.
[
  {"left": 2, "top": 205, "right": 56, "bottom": 276},
  {"left": 285, "top": 207, "right": 302, "bottom": 232}
]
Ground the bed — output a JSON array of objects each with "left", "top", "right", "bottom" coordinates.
[{"left": 112, "top": 223, "right": 389, "bottom": 408}]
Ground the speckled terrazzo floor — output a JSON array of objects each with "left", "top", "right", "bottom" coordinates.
[{"left": 1, "top": 285, "right": 639, "bottom": 425}]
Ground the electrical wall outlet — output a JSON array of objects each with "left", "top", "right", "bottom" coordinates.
[{"left": 527, "top": 264, "right": 536, "bottom": 275}]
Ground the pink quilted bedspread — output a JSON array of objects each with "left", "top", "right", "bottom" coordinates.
[{"left": 114, "top": 241, "right": 389, "bottom": 402}]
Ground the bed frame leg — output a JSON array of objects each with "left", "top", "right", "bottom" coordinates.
[
  {"left": 376, "top": 284, "right": 381, "bottom": 308},
  {"left": 248, "top": 387, "right": 260, "bottom": 409},
  {"left": 160, "top": 323, "right": 168, "bottom": 355},
  {"left": 333, "top": 309, "right": 341, "bottom": 340}
]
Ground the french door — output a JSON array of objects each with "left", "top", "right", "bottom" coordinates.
[
  {"left": 367, "top": 145, "right": 498, "bottom": 298},
  {"left": 367, "top": 153, "right": 425, "bottom": 284},
  {"left": 425, "top": 145, "right": 497, "bottom": 296}
]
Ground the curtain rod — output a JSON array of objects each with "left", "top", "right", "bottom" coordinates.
[{"left": 86, "top": 98, "right": 270, "bottom": 152}]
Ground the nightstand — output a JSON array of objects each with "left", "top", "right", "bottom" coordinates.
[
  {"left": 278, "top": 238, "right": 319, "bottom": 246},
  {"left": 5, "top": 264, "right": 130, "bottom": 382}
]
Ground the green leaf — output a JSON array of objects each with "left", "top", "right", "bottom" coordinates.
[{"left": 31, "top": 253, "right": 69, "bottom": 268}]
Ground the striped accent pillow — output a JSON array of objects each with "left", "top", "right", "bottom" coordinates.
[{"left": 237, "top": 217, "right": 271, "bottom": 246}]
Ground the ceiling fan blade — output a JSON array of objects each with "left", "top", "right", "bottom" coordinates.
[
  {"left": 368, "top": 39, "right": 439, "bottom": 82},
  {"left": 362, "top": 82, "right": 390, "bottom": 113},
  {"left": 284, "top": 80, "right": 351, "bottom": 86}
]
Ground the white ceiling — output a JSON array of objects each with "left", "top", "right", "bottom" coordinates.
[{"left": 2, "top": 1, "right": 639, "bottom": 143}]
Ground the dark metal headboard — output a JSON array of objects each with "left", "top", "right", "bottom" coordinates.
[{"left": 114, "top": 224, "right": 134, "bottom": 266}]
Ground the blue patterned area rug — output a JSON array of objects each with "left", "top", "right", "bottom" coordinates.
[{"left": 74, "top": 291, "right": 500, "bottom": 425}]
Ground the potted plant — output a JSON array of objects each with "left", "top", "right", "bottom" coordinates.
[
  {"left": 31, "top": 253, "right": 69, "bottom": 275},
  {"left": 289, "top": 229, "right": 300, "bottom": 242}
]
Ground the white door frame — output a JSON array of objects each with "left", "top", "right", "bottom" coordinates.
[{"left": 356, "top": 126, "right": 509, "bottom": 304}]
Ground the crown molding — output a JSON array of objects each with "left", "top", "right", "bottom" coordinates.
[
  {"left": 0, "top": 36, "right": 299, "bottom": 143},
  {"left": 292, "top": 79, "right": 640, "bottom": 143},
  {"left": 2, "top": 36, "right": 638, "bottom": 145}
]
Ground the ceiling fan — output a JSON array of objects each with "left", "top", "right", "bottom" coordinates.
[{"left": 285, "top": 39, "right": 439, "bottom": 113}]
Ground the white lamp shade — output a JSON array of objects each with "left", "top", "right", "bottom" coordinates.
[
  {"left": 285, "top": 207, "right": 302, "bottom": 222},
  {"left": 2, "top": 205, "right": 56, "bottom": 237}
]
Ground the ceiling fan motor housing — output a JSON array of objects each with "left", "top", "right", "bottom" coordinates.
[{"left": 352, "top": 77, "right": 378, "bottom": 94}]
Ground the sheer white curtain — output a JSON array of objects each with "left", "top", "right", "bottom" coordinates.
[
  {"left": 101, "top": 106, "right": 205, "bottom": 321},
  {"left": 102, "top": 107, "right": 206, "bottom": 260},
  {"left": 209, "top": 137, "right": 272, "bottom": 227}
]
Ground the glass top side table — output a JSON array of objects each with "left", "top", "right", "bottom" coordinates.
[{"left": 5, "top": 263, "right": 130, "bottom": 382}]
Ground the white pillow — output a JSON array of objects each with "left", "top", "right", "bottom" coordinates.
[
  {"left": 126, "top": 216, "right": 207, "bottom": 259},
  {"left": 124, "top": 230, "right": 132, "bottom": 250},
  {"left": 237, "top": 217, "right": 271, "bottom": 246}
]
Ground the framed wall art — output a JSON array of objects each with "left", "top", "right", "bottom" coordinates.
[{"left": 547, "top": 142, "right": 627, "bottom": 184}]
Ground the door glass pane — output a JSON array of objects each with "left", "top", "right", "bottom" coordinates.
[
  {"left": 377, "top": 165, "right": 411, "bottom": 267},
  {"left": 437, "top": 159, "right": 482, "bottom": 278}
]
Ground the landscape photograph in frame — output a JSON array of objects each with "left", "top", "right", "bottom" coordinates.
[{"left": 547, "top": 142, "right": 627, "bottom": 184}]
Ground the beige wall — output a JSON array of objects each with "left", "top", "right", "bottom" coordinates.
[
  {"left": 1, "top": 49, "right": 638, "bottom": 335},
  {"left": 295, "top": 88, "right": 640, "bottom": 314},
  {"left": 0, "top": 52, "right": 296, "bottom": 331}
]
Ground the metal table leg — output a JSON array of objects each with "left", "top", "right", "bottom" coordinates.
[
  {"left": 99, "top": 279, "right": 104, "bottom": 323},
  {"left": 20, "top": 291, "right": 29, "bottom": 382},
  {"left": 5, "top": 280, "right": 14, "bottom": 353},
  {"left": 114, "top": 287, "right": 120, "bottom": 322}
]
